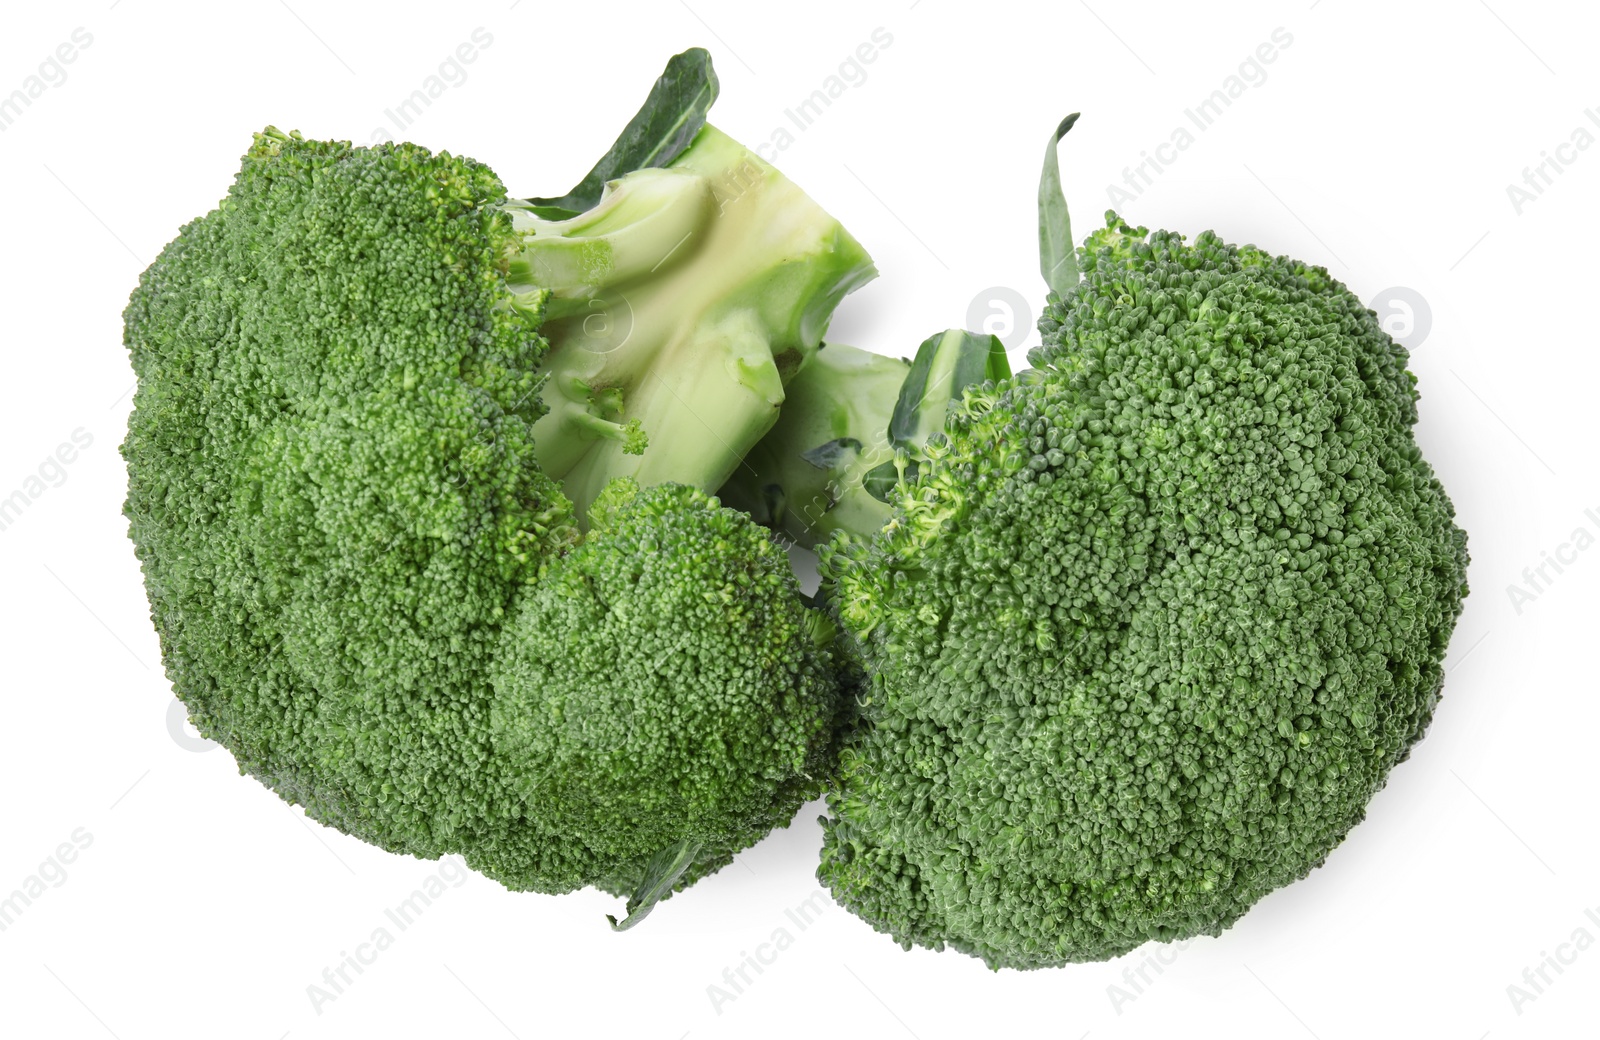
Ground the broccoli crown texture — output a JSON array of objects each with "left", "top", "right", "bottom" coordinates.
[
  {"left": 123, "top": 130, "right": 571, "bottom": 864},
  {"left": 485, "top": 479, "right": 840, "bottom": 924},
  {"left": 122, "top": 51, "right": 868, "bottom": 925},
  {"left": 816, "top": 212, "right": 1470, "bottom": 967}
]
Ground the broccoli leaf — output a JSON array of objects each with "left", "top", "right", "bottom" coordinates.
[
  {"left": 888, "top": 329, "right": 1010, "bottom": 450},
  {"left": 526, "top": 48, "right": 720, "bottom": 219},
  {"left": 801, "top": 437, "right": 864, "bottom": 471},
  {"left": 607, "top": 839, "right": 701, "bottom": 931},
  {"left": 863, "top": 458, "right": 916, "bottom": 503},
  {"left": 1038, "top": 112, "right": 1080, "bottom": 297}
]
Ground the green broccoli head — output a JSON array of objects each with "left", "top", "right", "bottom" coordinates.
[
  {"left": 122, "top": 129, "right": 573, "bottom": 864},
  {"left": 121, "top": 49, "right": 868, "bottom": 923},
  {"left": 814, "top": 201, "right": 1469, "bottom": 965},
  {"left": 485, "top": 479, "right": 841, "bottom": 926}
]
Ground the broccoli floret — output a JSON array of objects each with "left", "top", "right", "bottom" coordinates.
[
  {"left": 123, "top": 128, "right": 569, "bottom": 864},
  {"left": 800, "top": 119, "right": 1469, "bottom": 967},
  {"left": 485, "top": 479, "right": 840, "bottom": 927},
  {"left": 121, "top": 50, "right": 862, "bottom": 922}
]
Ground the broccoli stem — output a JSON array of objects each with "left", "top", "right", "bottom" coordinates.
[
  {"left": 719, "top": 329, "right": 1011, "bottom": 548},
  {"left": 507, "top": 126, "right": 876, "bottom": 521},
  {"left": 568, "top": 409, "right": 648, "bottom": 455},
  {"left": 717, "top": 343, "right": 906, "bottom": 548}
]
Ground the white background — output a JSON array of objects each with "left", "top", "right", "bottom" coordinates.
[{"left": 1, "top": 1, "right": 1595, "bottom": 1037}]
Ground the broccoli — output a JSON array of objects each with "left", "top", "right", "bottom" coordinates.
[
  {"left": 741, "top": 116, "right": 1470, "bottom": 967},
  {"left": 514, "top": 120, "right": 873, "bottom": 517},
  {"left": 487, "top": 479, "right": 840, "bottom": 927},
  {"left": 120, "top": 49, "right": 866, "bottom": 926},
  {"left": 122, "top": 54, "right": 1472, "bottom": 959},
  {"left": 720, "top": 330, "right": 1011, "bottom": 550}
]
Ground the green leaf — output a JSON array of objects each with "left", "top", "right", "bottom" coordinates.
[
  {"left": 800, "top": 437, "right": 863, "bottom": 471},
  {"left": 528, "top": 49, "right": 720, "bottom": 219},
  {"left": 887, "top": 330, "right": 1012, "bottom": 450},
  {"left": 863, "top": 458, "right": 917, "bottom": 503},
  {"left": 981, "top": 332, "right": 1010, "bottom": 383},
  {"left": 1039, "top": 113, "right": 1080, "bottom": 298},
  {"left": 607, "top": 839, "right": 700, "bottom": 931}
]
